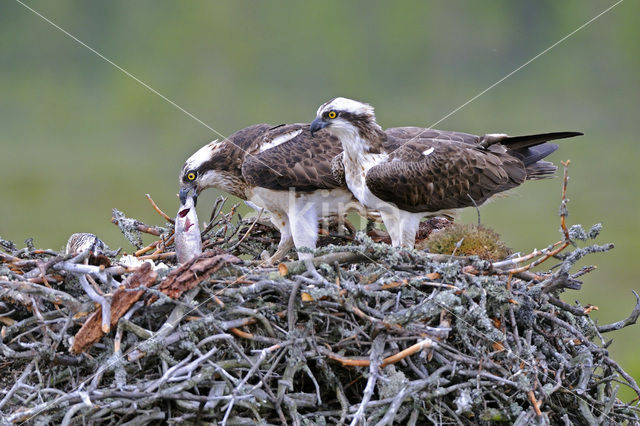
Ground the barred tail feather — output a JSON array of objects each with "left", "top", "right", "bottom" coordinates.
[
  {"left": 509, "top": 142, "right": 562, "bottom": 180},
  {"left": 525, "top": 160, "right": 557, "bottom": 180},
  {"left": 483, "top": 131, "right": 581, "bottom": 181}
]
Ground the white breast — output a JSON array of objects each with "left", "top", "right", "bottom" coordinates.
[{"left": 342, "top": 149, "right": 394, "bottom": 214}]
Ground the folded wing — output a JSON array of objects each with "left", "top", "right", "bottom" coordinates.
[
  {"left": 365, "top": 139, "right": 526, "bottom": 213},
  {"left": 242, "top": 124, "right": 344, "bottom": 191}
]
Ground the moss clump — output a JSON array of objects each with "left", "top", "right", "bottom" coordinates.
[{"left": 419, "top": 223, "right": 512, "bottom": 261}]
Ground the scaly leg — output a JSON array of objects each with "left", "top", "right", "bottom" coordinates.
[
  {"left": 290, "top": 204, "right": 319, "bottom": 263},
  {"left": 266, "top": 214, "right": 293, "bottom": 265},
  {"left": 380, "top": 209, "right": 422, "bottom": 249}
]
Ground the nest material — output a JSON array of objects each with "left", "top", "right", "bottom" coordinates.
[
  {"left": 417, "top": 222, "right": 512, "bottom": 261},
  {"left": 1, "top": 164, "right": 640, "bottom": 425}
]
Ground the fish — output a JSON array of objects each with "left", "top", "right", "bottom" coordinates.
[{"left": 174, "top": 192, "right": 202, "bottom": 264}]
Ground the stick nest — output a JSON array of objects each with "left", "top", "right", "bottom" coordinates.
[{"left": 1, "top": 162, "right": 639, "bottom": 425}]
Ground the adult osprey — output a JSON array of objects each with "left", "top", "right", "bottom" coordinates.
[
  {"left": 310, "top": 97, "right": 582, "bottom": 248},
  {"left": 178, "top": 123, "right": 358, "bottom": 264}
]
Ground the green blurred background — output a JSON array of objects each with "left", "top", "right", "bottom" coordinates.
[{"left": 1, "top": 1, "right": 638, "bottom": 398}]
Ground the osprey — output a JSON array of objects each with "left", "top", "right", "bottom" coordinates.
[
  {"left": 310, "top": 97, "right": 582, "bottom": 248},
  {"left": 179, "top": 123, "right": 358, "bottom": 264}
]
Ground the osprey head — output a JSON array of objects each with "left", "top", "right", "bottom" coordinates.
[
  {"left": 179, "top": 139, "right": 246, "bottom": 204},
  {"left": 310, "top": 97, "right": 377, "bottom": 137}
]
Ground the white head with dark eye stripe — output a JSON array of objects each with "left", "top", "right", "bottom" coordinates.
[
  {"left": 317, "top": 97, "right": 375, "bottom": 118},
  {"left": 310, "top": 97, "right": 384, "bottom": 153},
  {"left": 179, "top": 139, "right": 247, "bottom": 201}
]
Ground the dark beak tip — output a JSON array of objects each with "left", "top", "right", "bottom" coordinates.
[
  {"left": 310, "top": 118, "right": 327, "bottom": 137},
  {"left": 178, "top": 186, "right": 191, "bottom": 205}
]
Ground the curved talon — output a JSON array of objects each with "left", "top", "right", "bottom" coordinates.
[
  {"left": 302, "top": 259, "right": 330, "bottom": 285},
  {"left": 265, "top": 239, "right": 295, "bottom": 266}
]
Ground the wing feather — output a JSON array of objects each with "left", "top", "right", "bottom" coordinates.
[
  {"left": 241, "top": 124, "right": 344, "bottom": 191},
  {"left": 365, "top": 139, "right": 526, "bottom": 212},
  {"left": 385, "top": 127, "right": 481, "bottom": 147}
]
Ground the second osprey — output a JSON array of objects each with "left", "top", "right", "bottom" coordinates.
[{"left": 310, "top": 97, "right": 582, "bottom": 248}]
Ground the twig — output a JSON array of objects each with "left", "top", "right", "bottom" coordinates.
[
  {"left": 597, "top": 290, "right": 640, "bottom": 333},
  {"left": 228, "top": 209, "right": 263, "bottom": 252},
  {"left": 502, "top": 160, "right": 573, "bottom": 274},
  {"left": 280, "top": 251, "right": 374, "bottom": 276},
  {"left": 0, "top": 359, "right": 35, "bottom": 410},
  {"left": 78, "top": 275, "right": 111, "bottom": 333},
  {"left": 350, "top": 334, "right": 385, "bottom": 426},
  {"left": 318, "top": 338, "right": 435, "bottom": 369},
  {"left": 528, "top": 390, "right": 542, "bottom": 417},
  {"left": 146, "top": 193, "right": 175, "bottom": 224}
]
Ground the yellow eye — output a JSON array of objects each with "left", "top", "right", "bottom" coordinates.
[
  {"left": 187, "top": 172, "right": 196, "bottom": 181},
  {"left": 328, "top": 110, "right": 337, "bottom": 119}
]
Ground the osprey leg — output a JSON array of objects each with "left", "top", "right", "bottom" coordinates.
[
  {"left": 290, "top": 200, "right": 319, "bottom": 263},
  {"left": 266, "top": 215, "right": 294, "bottom": 265},
  {"left": 380, "top": 209, "right": 422, "bottom": 249}
]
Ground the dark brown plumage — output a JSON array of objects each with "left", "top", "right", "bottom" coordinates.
[
  {"left": 180, "top": 123, "right": 344, "bottom": 198},
  {"left": 365, "top": 131, "right": 579, "bottom": 213},
  {"left": 311, "top": 96, "right": 582, "bottom": 248},
  {"left": 179, "top": 122, "right": 354, "bottom": 264},
  {"left": 241, "top": 124, "right": 344, "bottom": 191}
]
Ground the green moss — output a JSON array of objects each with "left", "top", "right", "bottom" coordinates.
[{"left": 419, "top": 223, "right": 512, "bottom": 261}]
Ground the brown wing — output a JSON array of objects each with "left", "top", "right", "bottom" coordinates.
[
  {"left": 384, "top": 128, "right": 581, "bottom": 183},
  {"left": 241, "top": 124, "right": 344, "bottom": 191},
  {"left": 365, "top": 139, "right": 526, "bottom": 213},
  {"left": 328, "top": 127, "right": 480, "bottom": 187},
  {"left": 385, "top": 127, "right": 482, "bottom": 149}
]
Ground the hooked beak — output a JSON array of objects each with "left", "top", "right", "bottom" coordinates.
[
  {"left": 179, "top": 185, "right": 198, "bottom": 206},
  {"left": 310, "top": 117, "right": 329, "bottom": 136}
]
